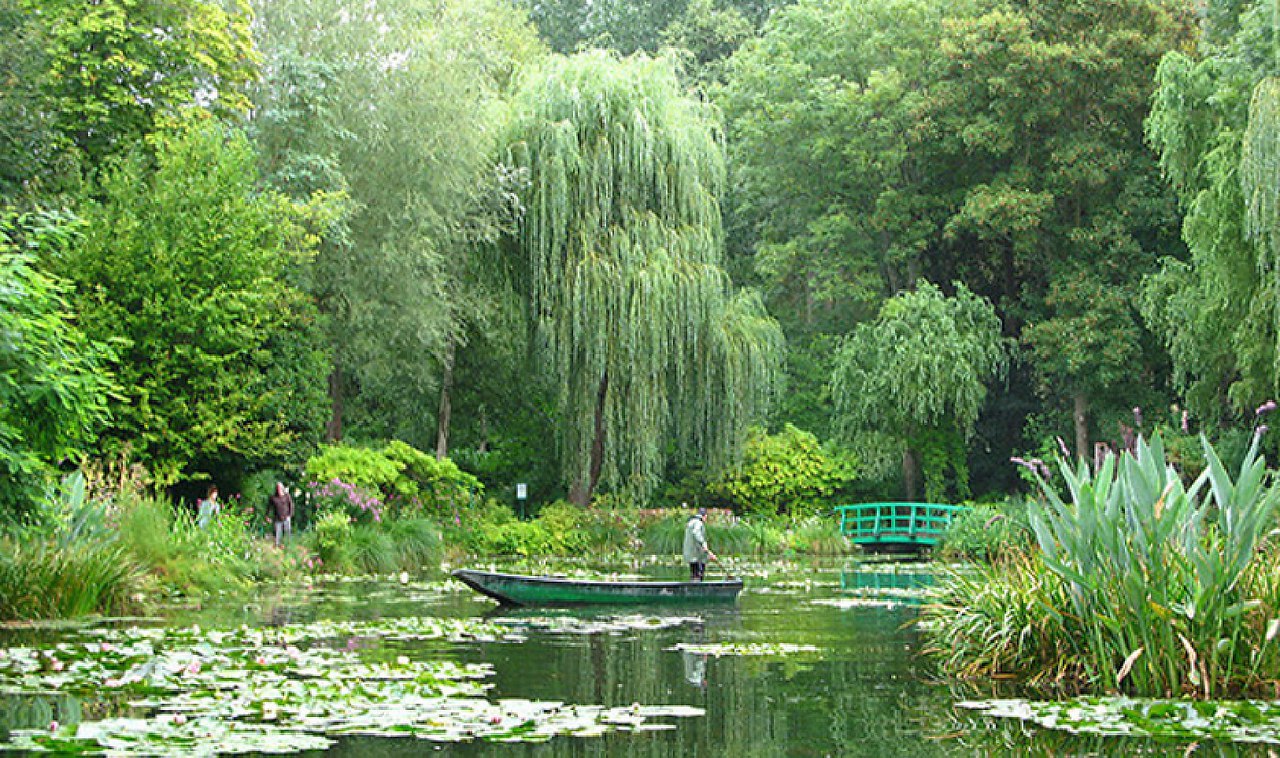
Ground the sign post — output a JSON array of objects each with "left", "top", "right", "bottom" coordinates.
[{"left": 516, "top": 483, "right": 528, "bottom": 519}]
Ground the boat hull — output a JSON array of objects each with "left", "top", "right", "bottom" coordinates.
[{"left": 451, "top": 569, "right": 743, "bottom": 606}]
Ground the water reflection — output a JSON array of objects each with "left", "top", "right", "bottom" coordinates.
[
  {"left": 682, "top": 622, "right": 707, "bottom": 689},
  {"left": 3, "top": 559, "right": 1273, "bottom": 756}
]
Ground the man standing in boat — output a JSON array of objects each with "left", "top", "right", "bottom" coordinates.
[{"left": 683, "top": 505, "right": 718, "bottom": 581}]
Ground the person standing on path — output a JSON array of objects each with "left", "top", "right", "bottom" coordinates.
[
  {"left": 682, "top": 505, "right": 718, "bottom": 581},
  {"left": 270, "top": 482, "right": 294, "bottom": 547},
  {"left": 196, "top": 485, "right": 221, "bottom": 528}
]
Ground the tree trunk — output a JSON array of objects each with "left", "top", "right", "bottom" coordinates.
[
  {"left": 1073, "top": 391, "right": 1089, "bottom": 461},
  {"left": 902, "top": 447, "right": 920, "bottom": 501},
  {"left": 435, "top": 337, "right": 455, "bottom": 461},
  {"left": 569, "top": 372, "right": 609, "bottom": 507},
  {"left": 325, "top": 363, "right": 343, "bottom": 442}
]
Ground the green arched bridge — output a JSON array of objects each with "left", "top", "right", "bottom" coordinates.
[{"left": 834, "top": 502, "right": 969, "bottom": 551}]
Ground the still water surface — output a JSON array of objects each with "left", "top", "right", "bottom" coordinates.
[{"left": 0, "top": 558, "right": 1270, "bottom": 755}]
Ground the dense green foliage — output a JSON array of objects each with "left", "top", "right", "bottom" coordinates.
[
  {"left": 706, "top": 424, "right": 858, "bottom": 516},
  {"left": 927, "top": 433, "right": 1280, "bottom": 697},
  {"left": 57, "top": 122, "right": 331, "bottom": 485},
  {"left": 505, "top": 51, "right": 783, "bottom": 504},
  {"left": 13, "top": 0, "right": 1280, "bottom": 655},
  {"left": 1143, "top": 0, "right": 1280, "bottom": 426},
  {"left": 0, "top": 213, "right": 113, "bottom": 515}
]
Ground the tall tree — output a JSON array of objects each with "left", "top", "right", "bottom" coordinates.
[
  {"left": 1144, "top": 0, "right": 1278, "bottom": 426},
  {"left": 927, "top": 0, "right": 1193, "bottom": 454},
  {"left": 59, "top": 122, "right": 332, "bottom": 485},
  {"left": 251, "top": 0, "right": 543, "bottom": 451},
  {"left": 505, "top": 51, "right": 784, "bottom": 504},
  {"left": 719, "top": 0, "right": 959, "bottom": 441},
  {"left": 831, "top": 281, "right": 1007, "bottom": 501}
]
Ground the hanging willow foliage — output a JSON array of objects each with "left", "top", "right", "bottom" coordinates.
[
  {"left": 1242, "top": 76, "right": 1280, "bottom": 358},
  {"left": 506, "top": 51, "right": 784, "bottom": 501}
]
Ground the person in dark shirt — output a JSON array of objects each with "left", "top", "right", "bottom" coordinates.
[{"left": 270, "top": 482, "right": 295, "bottom": 547}]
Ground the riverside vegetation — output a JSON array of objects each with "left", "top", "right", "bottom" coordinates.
[
  {"left": 0, "top": 436, "right": 852, "bottom": 621},
  {"left": 924, "top": 430, "right": 1280, "bottom": 699}
]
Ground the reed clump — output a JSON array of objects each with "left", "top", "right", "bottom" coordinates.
[{"left": 926, "top": 433, "right": 1280, "bottom": 697}]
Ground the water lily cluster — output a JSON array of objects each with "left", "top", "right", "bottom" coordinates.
[{"left": 0, "top": 614, "right": 705, "bottom": 754}]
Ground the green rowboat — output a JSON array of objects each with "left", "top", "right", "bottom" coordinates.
[{"left": 451, "top": 568, "right": 743, "bottom": 606}]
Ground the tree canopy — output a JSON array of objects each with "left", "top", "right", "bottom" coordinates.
[
  {"left": 505, "top": 51, "right": 783, "bottom": 504},
  {"left": 831, "top": 281, "right": 1007, "bottom": 500}
]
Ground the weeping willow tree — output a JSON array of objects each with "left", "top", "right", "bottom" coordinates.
[
  {"left": 505, "top": 51, "right": 784, "bottom": 505},
  {"left": 1243, "top": 65, "right": 1280, "bottom": 371},
  {"left": 831, "top": 281, "right": 1007, "bottom": 502}
]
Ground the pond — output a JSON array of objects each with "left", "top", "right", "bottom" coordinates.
[{"left": 0, "top": 558, "right": 1272, "bottom": 755}]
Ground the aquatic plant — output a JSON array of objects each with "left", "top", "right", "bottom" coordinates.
[
  {"left": 922, "top": 555, "right": 1084, "bottom": 687},
  {"left": 0, "top": 538, "right": 141, "bottom": 619},
  {"left": 0, "top": 614, "right": 704, "bottom": 753},
  {"left": 959, "top": 696, "right": 1280, "bottom": 743},
  {"left": 927, "top": 432, "right": 1280, "bottom": 697}
]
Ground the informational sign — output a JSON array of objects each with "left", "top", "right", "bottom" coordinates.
[{"left": 516, "top": 483, "right": 528, "bottom": 500}]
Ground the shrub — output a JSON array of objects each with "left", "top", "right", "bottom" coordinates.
[
  {"left": 304, "top": 441, "right": 482, "bottom": 520},
  {"left": 937, "top": 499, "right": 1033, "bottom": 562},
  {"left": 309, "top": 478, "right": 384, "bottom": 524},
  {"left": 706, "top": 425, "right": 859, "bottom": 517},
  {"left": 476, "top": 520, "right": 555, "bottom": 556},
  {"left": 310, "top": 509, "right": 354, "bottom": 572}
]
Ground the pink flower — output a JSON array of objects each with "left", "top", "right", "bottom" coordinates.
[
  {"left": 185, "top": 661, "right": 201, "bottom": 676},
  {"left": 49, "top": 720, "right": 59, "bottom": 732}
]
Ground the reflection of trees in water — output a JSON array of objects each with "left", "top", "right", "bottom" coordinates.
[{"left": 404, "top": 611, "right": 960, "bottom": 757}]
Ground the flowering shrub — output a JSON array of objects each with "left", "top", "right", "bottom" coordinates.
[
  {"left": 303, "top": 441, "right": 482, "bottom": 521},
  {"left": 308, "top": 478, "right": 383, "bottom": 524}
]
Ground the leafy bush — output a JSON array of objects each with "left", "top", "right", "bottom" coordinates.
[
  {"left": 937, "top": 499, "right": 1033, "bottom": 562},
  {"left": 706, "top": 425, "right": 858, "bottom": 517},
  {"left": 306, "top": 446, "right": 400, "bottom": 496},
  {"left": 305, "top": 441, "right": 482, "bottom": 519},
  {"left": 0, "top": 213, "right": 113, "bottom": 521},
  {"left": 476, "top": 520, "right": 555, "bottom": 556},
  {"left": 310, "top": 478, "right": 384, "bottom": 524},
  {"left": 309, "top": 509, "right": 354, "bottom": 572},
  {"left": 237, "top": 468, "right": 287, "bottom": 526}
]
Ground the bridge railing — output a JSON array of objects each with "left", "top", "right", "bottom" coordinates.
[{"left": 833, "top": 502, "right": 969, "bottom": 546}]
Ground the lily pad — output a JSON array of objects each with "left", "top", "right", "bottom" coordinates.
[
  {"left": 810, "top": 598, "right": 903, "bottom": 610},
  {"left": 665, "top": 642, "right": 818, "bottom": 657},
  {"left": 959, "top": 697, "right": 1280, "bottom": 744}
]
